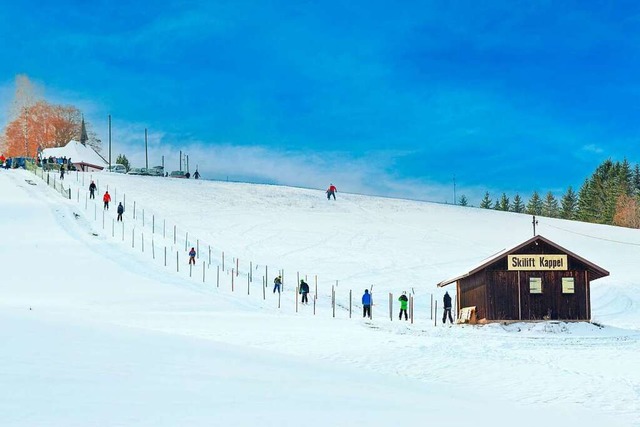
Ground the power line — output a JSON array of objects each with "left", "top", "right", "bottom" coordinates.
[{"left": 544, "top": 223, "right": 640, "bottom": 246}]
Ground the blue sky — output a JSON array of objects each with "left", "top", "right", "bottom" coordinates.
[{"left": 2, "top": 1, "right": 640, "bottom": 204}]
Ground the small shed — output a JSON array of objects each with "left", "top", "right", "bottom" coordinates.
[{"left": 436, "top": 235, "right": 609, "bottom": 322}]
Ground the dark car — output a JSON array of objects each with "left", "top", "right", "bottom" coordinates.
[{"left": 169, "top": 170, "right": 187, "bottom": 178}]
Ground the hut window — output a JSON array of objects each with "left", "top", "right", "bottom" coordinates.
[
  {"left": 562, "top": 277, "right": 575, "bottom": 294},
  {"left": 529, "top": 277, "right": 542, "bottom": 294}
]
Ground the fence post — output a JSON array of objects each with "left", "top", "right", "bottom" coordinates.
[
  {"left": 189, "top": 262, "right": 192, "bottom": 278},
  {"left": 222, "top": 251, "right": 225, "bottom": 271},
  {"left": 152, "top": 238, "right": 155, "bottom": 259},
  {"left": 332, "top": 285, "right": 336, "bottom": 318},
  {"left": 247, "top": 274, "right": 250, "bottom": 295},
  {"left": 164, "top": 246, "right": 167, "bottom": 267},
  {"left": 232, "top": 269, "right": 235, "bottom": 292},
  {"left": 410, "top": 296, "right": 414, "bottom": 324},
  {"left": 313, "top": 294, "right": 316, "bottom": 315},
  {"left": 278, "top": 287, "right": 281, "bottom": 309},
  {"left": 176, "top": 251, "right": 179, "bottom": 272},
  {"left": 236, "top": 258, "right": 239, "bottom": 276},
  {"left": 217, "top": 266, "right": 220, "bottom": 288},
  {"left": 203, "top": 262, "right": 206, "bottom": 283},
  {"left": 208, "top": 246, "right": 211, "bottom": 266},
  {"left": 142, "top": 209, "right": 145, "bottom": 227},
  {"left": 163, "top": 219, "right": 166, "bottom": 238},
  {"left": 434, "top": 301, "right": 438, "bottom": 327},
  {"left": 152, "top": 215, "right": 155, "bottom": 234},
  {"left": 133, "top": 201, "right": 136, "bottom": 219},
  {"left": 431, "top": 294, "right": 433, "bottom": 320},
  {"left": 349, "top": 290, "right": 352, "bottom": 318},
  {"left": 262, "top": 276, "right": 265, "bottom": 299},
  {"left": 389, "top": 293, "right": 393, "bottom": 321},
  {"left": 173, "top": 225, "right": 176, "bottom": 244}
]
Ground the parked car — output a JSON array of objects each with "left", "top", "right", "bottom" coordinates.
[
  {"left": 127, "top": 167, "right": 145, "bottom": 175},
  {"left": 169, "top": 170, "right": 187, "bottom": 178},
  {"left": 148, "top": 166, "right": 164, "bottom": 176},
  {"left": 106, "top": 164, "right": 127, "bottom": 173}
]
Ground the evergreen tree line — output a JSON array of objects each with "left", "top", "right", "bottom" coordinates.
[{"left": 463, "top": 159, "right": 640, "bottom": 228}]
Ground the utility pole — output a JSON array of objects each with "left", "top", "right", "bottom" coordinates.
[
  {"left": 453, "top": 175, "right": 457, "bottom": 205},
  {"left": 179, "top": 150, "right": 182, "bottom": 171},
  {"left": 108, "top": 114, "right": 112, "bottom": 168},
  {"left": 186, "top": 155, "right": 189, "bottom": 174},
  {"left": 532, "top": 215, "right": 538, "bottom": 236},
  {"left": 144, "top": 128, "right": 148, "bottom": 169}
]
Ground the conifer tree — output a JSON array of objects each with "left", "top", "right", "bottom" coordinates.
[
  {"left": 458, "top": 195, "right": 468, "bottom": 206},
  {"left": 498, "top": 193, "right": 510, "bottom": 211},
  {"left": 511, "top": 194, "right": 525, "bottom": 213},
  {"left": 560, "top": 187, "right": 578, "bottom": 220},
  {"left": 526, "top": 191, "right": 543, "bottom": 215},
  {"left": 479, "top": 192, "right": 492, "bottom": 209},
  {"left": 542, "top": 192, "right": 560, "bottom": 218},
  {"left": 633, "top": 164, "right": 640, "bottom": 196},
  {"left": 493, "top": 200, "right": 500, "bottom": 210}
]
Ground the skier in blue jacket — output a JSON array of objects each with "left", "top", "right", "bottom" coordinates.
[{"left": 362, "top": 289, "right": 372, "bottom": 318}]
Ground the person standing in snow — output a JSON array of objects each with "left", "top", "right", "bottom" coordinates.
[
  {"left": 193, "top": 170, "right": 200, "bottom": 179},
  {"left": 398, "top": 291, "right": 409, "bottom": 321},
  {"left": 273, "top": 275, "right": 282, "bottom": 294},
  {"left": 326, "top": 183, "right": 337, "bottom": 200},
  {"left": 362, "top": 289, "right": 372, "bottom": 319},
  {"left": 59, "top": 164, "right": 65, "bottom": 180},
  {"left": 89, "top": 181, "right": 96, "bottom": 199},
  {"left": 188, "top": 247, "right": 196, "bottom": 265},
  {"left": 299, "top": 279, "right": 310, "bottom": 304},
  {"left": 103, "top": 191, "right": 111, "bottom": 210},
  {"left": 442, "top": 291, "right": 454, "bottom": 324},
  {"left": 117, "top": 202, "right": 124, "bottom": 221}
]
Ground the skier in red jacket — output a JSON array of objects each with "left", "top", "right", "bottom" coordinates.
[
  {"left": 326, "top": 184, "right": 337, "bottom": 200},
  {"left": 103, "top": 191, "right": 111, "bottom": 210}
]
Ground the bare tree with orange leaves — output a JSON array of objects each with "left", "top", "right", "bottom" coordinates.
[{"left": 613, "top": 194, "right": 640, "bottom": 229}]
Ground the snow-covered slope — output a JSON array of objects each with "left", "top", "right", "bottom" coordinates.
[{"left": 1, "top": 168, "right": 639, "bottom": 426}]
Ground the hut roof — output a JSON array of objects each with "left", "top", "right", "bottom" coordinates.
[{"left": 437, "top": 234, "right": 610, "bottom": 287}]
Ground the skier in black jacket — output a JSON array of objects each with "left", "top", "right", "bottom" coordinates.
[
  {"left": 89, "top": 181, "right": 97, "bottom": 199},
  {"left": 442, "top": 291, "right": 454, "bottom": 324},
  {"left": 117, "top": 202, "right": 124, "bottom": 221},
  {"left": 299, "top": 279, "right": 310, "bottom": 304}
]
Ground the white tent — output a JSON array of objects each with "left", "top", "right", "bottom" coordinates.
[{"left": 42, "top": 140, "right": 108, "bottom": 172}]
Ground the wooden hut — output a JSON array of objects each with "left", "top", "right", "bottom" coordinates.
[{"left": 436, "top": 235, "right": 609, "bottom": 322}]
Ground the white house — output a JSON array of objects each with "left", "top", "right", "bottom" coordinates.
[{"left": 42, "top": 140, "right": 108, "bottom": 172}]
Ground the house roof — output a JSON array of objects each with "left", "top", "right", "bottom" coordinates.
[
  {"left": 436, "top": 234, "right": 610, "bottom": 288},
  {"left": 42, "top": 140, "right": 107, "bottom": 169}
]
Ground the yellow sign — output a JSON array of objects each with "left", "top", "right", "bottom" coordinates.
[{"left": 508, "top": 254, "right": 568, "bottom": 271}]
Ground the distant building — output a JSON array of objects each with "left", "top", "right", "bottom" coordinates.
[
  {"left": 437, "top": 235, "right": 609, "bottom": 322},
  {"left": 41, "top": 140, "right": 107, "bottom": 172}
]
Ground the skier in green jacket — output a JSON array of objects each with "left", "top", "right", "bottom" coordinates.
[{"left": 398, "top": 291, "right": 409, "bottom": 321}]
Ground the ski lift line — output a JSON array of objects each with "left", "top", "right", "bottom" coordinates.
[{"left": 544, "top": 223, "right": 640, "bottom": 246}]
